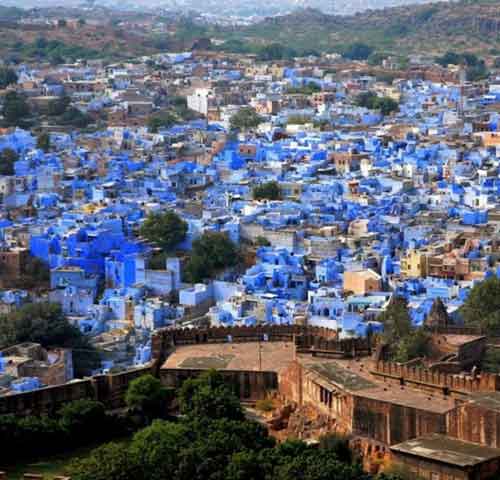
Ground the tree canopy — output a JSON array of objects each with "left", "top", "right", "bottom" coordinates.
[
  {"left": 70, "top": 368, "right": 399, "bottom": 480},
  {"left": 355, "top": 91, "right": 399, "bottom": 116},
  {"left": 460, "top": 277, "right": 500, "bottom": 332},
  {"left": 342, "top": 42, "right": 374, "bottom": 60},
  {"left": 253, "top": 181, "right": 282, "bottom": 201},
  {"left": 125, "top": 374, "right": 171, "bottom": 424},
  {"left": 2, "top": 91, "right": 31, "bottom": 127},
  {"left": 37, "top": 132, "right": 51, "bottom": 153},
  {"left": 0, "top": 302, "right": 100, "bottom": 377},
  {"left": 379, "top": 296, "right": 412, "bottom": 341},
  {"left": 179, "top": 369, "right": 244, "bottom": 421},
  {"left": 230, "top": 107, "right": 263, "bottom": 131},
  {"left": 139, "top": 210, "right": 188, "bottom": 252},
  {"left": 147, "top": 111, "right": 177, "bottom": 133},
  {"left": 184, "top": 231, "right": 240, "bottom": 283},
  {"left": 379, "top": 296, "right": 430, "bottom": 362},
  {"left": 0, "top": 67, "right": 18, "bottom": 89},
  {"left": 0, "top": 147, "right": 18, "bottom": 176}
]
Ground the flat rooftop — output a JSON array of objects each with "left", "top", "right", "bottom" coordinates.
[
  {"left": 162, "top": 341, "right": 295, "bottom": 373},
  {"left": 468, "top": 392, "right": 500, "bottom": 413},
  {"left": 391, "top": 434, "right": 500, "bottom": 467},
  {"left": 298, "top": 356, "right": 456, "bottom": 414},
  {"left": 438, "top": 334, "right": 485, "bottom": 346}
]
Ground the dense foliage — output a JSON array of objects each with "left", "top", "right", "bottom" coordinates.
[
  {"left": 286, "top": 82, "right": 321, "bottom": 95},
  {"left": 184, "top": 232, "right": 240, "bottom": 283},
  {"left": 0, "top": 400, "right": 127, "bottom": 466},
  {"left": 0, "top": 67, "right": 18, "bottom": 89},
  {"left": 342, "top": 43, "right": 374, "bottom": 61},
  {"left": 460, "top": 276, "right": 500, "bottom": 332},
  {"left": 0, "top": 302, "right": 100, "bottom": 377},
  {"left": 0, "top": 147, "right": 18, "bottom": 176},
  {"left": 70, "top": 370, "right": 401, "bottom": 480},
  {"left": 379, "top": 296, "right": 430, "bottom": 362},
  {"left": 1, "top": 91, "right": 31, "bottom": 127},
  {"left": 230, "top": 107, "right": 263, "bottom": 131},
  {"left": 10, "top": 37, "right": 99, "bottom": 64},
  {"left": 125, "top": 374, "right": 173, "bottom": 424},
  {"left": 147, "top": 111, "right": 177, "bottom": 133},
  {"left": 253, "top": 181, "right": 282, "bottom": 201},
  {"left": 435, "top": 51, "right": 489, "bottom": 81},
  {"left": 355, "top": 91, "right": 399, "bottom": 116},
  {"left": 37, "top": 133, "right": 51, "bottom": 153},
  {"left": 139, "top": 210, "right": 188, "bottom": 252}
]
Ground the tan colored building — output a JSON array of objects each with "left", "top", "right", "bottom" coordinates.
[{"left": 344, "top": 269, "right": 382, "bottom": 295}]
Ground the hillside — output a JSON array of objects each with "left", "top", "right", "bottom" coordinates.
[{"left": 229, "top": 0, "right": 500, "bottom": 56}]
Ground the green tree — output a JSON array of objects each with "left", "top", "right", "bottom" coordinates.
[
  {"left": 356, "top": 91, "right": 379, "bottom": 109},
  {"left": 392, "top": 328, "right": 430, "bottom": 363},
  {"left": 2, "top": 91, "right": 30, "bottom": 127},
  {"left": 286, "top": 82, "right": 321, "bottom": 95},
  {"left": 378, "top": 296, "right": 412, "bottom": 341},
  {"left": 179, "top": 369, "right": 244, "bottom": 421},
  {"left": 60, "top": 107, "right": 92, "bottom": 128},
  {"left": 184, "top": 232, "right": 239, "bottom": 283},
  {"left": 254, "top": 236, "right": 271, "bottom": 247},
  {"left": 139, "top": 210, "right": 187, "bottom": 252},
  {"left": 481, "top": 346, "right": 500, "bottom": 373},
  {"left": 258, "top": 43, "right": 297, "bottom": 61},
  {"left": 319, "top": 433, "right": 353, "bottom": 464},
  {"left": 58, "top": 399, "right": 108, "bottom": 445},
  {"left": 129, "top": 420, "right": 191, "bottom": 480},
  {"left": 0, "top": 67, "right": 18, "bottom": 89},
  {"left": 125, "top": 374, "right": 171, "bottom": 424},
  {"left": 147, "top": 111, "right": 177, "bottom": 133},
  {"left": 367, "top": 52, "right": 386, "bottom": 66},
  {"left": 253, "top": 181, "right": 281, "bottom": 201},
  {"left": 356, "top": 92, "right": 398, "bottom": 115},
  {"left": 460, "top": 277, "right": 500, "bottom": 332},
  {"left": 0, "top": 147, "right": 18, "bottom": 175},
  {"left": 37, "top": 132, "right": 51, "bottom": 152},
  {"left": 230, "top": 107, "right": 262, "bottom": 131},
  {"left": 435, "top": 51, "right": 462, "bottom": 66},
  {"left": 69, "top": 442, "right": 140, "bottom": 480},
  {"left": 343, "top": 43, "right": 373, "bottom": 60},
  {"left": 376, "top": 97, "right": 399, "bottom": 116},
  {"left": 0, "top": 302, "right": 100, "bottom": 377}
]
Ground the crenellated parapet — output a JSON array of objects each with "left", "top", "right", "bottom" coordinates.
[{"left": 371, "top": 360, "right": 500, "bottom": 395}]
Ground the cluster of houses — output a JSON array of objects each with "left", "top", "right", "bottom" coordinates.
[{"left": 0, "top": 47, "right": 500, "bottom": 396}]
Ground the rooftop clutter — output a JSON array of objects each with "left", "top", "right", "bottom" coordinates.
[{"left": 1, "top": 50, "right": 500, "bottom": 396}]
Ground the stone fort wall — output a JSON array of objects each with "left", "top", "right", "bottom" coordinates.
[{"left": 371, "top": 360, "right": 500, "bottom": 397}]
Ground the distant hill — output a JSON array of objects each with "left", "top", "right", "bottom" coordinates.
[
  {"left": 7, "top": 0, "right": 451, "bottom": 16},
  {"left": 231, "top": 1, "right": 500, "bottom": 56}
]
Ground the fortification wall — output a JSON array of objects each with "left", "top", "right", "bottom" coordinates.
[
  {"left": 0, "top": 325, "right": 357, "bottom": 417},
  {"left": 161, "top": 368, "right": 277, "bottom": 402},
  {"left": 371, "top": 361, "right": 500, "bottom": 396},
  {"left": 0, "top": 364, "right": 152, "bottom": 416},
  {"left": 151, "top": 324, "right": 370, "bottom": 365}
]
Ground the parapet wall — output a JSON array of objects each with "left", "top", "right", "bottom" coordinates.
[
  {"left": 0, "top": 325, "right": 366, "bottom": 417},
  {"left": 151, "top": 324, "right": 374, "bottom": 367},
  {"left": 0, "top": 364, "right": 152, "bottom": 416},
  {"left": 371, "top": 361, "right": 500, "bottom": 396}
]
